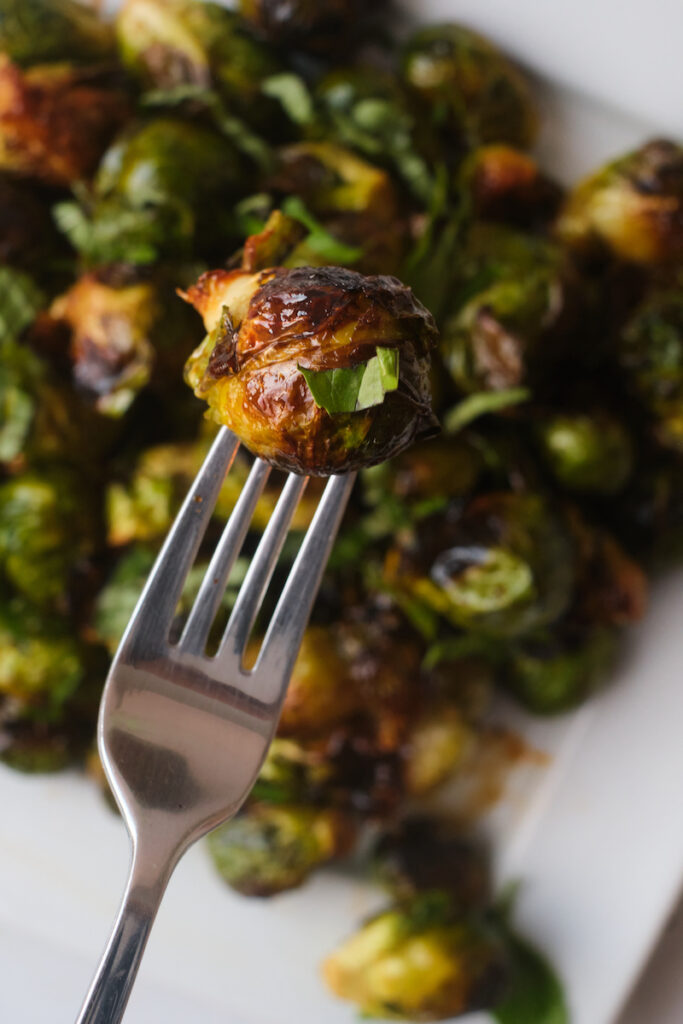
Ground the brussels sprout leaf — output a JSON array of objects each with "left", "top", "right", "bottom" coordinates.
[
  {"left": 493, "top": 933, "right": 568, "bottom": 1024},
  {"left": 444, "top": 388, "right": 531, "bottom": 433},
  {"left": 261, "top": 73, "right": 315, "bottom": 125},
  {"left": 299, "top": 349, "right": 399, "bottom": 414},
  {"left": 0, "top": 267, "right": 45, "bottom": 342},
  {"left": 281, "top": 196, "right": 363, "bottom": 264}
]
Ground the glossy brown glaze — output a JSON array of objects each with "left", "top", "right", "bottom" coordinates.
[{"left": 183, "top": 265, "right": 439, "bottom": 475}]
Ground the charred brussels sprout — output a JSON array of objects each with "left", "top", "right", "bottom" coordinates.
[
  {"left": 183, "top": 265, "right": 438, "bottom": 475},
  {"left": 534, "top": 409, "right": 634, "bottom": 495},
  {"left": 57, "top": 118, "right": 245, "bottom": 265},
  {"left": 0, "top": 58, "right": 128, "bottom": 187},
  {"left": 0, "top": 598, "right": 84, "bottom": 712},
  {"left": 401, "top": 24, "right": 537, "bottom": 152},
  {"left": 323, "top": 893, "right": 509, "bottom": 1021},
  {"left": 460, "top": 144, "right": 562, "bottom": 227},
  {"left": 269, "top": 141, "right": 406, "bottom": 274},
  {"left": 440, "top": 225, "right": 577, "bottom": 393},
  {"left": 0, "top": 467, "right": 95, "bottom": 609},
  {"left": 503, "top": 625, "right": 617, "bottom": 714},
  {"left": 207, "top": 803, "right": 356, "bottom": 896},
  {"left": 0, "top": 0, "right": 114, "bottom": 67},
  {"left": 363, "top": 435, "right": 482, "bottom": 510},
  {"left": 618, "top": 286, "right": 683, "bottom": 452},
  {"left": 374, "top": 818, "right": 490, "bottom": 910},
  {"left": 47, "top": 270, "right": 162, "bottom": 417},
  {"left": 116, "top": 0, "right": 280, "bottom": 117},
  {"left": 278, "top": 625, "right": 359, "bottom": 737},
  {"left": 556, "top": 139, "right": 683, "bottom": 265},
  {"left": 403, "top": 706, "right": 473, "bottom": 796},
  {"left": 239, "top": 0, "right": 372, "bottom": 54},
  {"left": 388, "top": 493, "right": 576, "bottom": 637},
  {"left": 0, "top": 175, "right": 63, "bottom": 276}
]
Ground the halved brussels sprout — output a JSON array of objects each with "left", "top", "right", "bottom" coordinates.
[
  {"left": 0, "top": 0, "right": 114, "bottom": 67},
  {"left": 502, "top": 624, "right": 617, "bottom": 714},
  {"left": 116, "top": 0, "right": 280, "bottom": 118},
  {"left": 0, "top": 466, "right": 95, "bottom": 609},
  {"left": 363, "top": 435, "right": 482, "bottom": 509},
  {"left": 323, "top": 893, "right": 509, "bottom": 1020},
  {"left": 183, "top": 264, "right": 438, "bottom": 475},
  {"left": 556, "top": 139, "right": 683, "bottom": 264},
  {"left": 401, "top": 23, "right": 537, "bottom": 151},
  {"left": 269, "top": 141, "right": 406, "bottom": 274},
  {"left": 277, "top": 625, "right": 360, "bottom": 737},
  {"left": 534, "top": 408, "right": 634, "bottom": 495},
  {"left": 387, "top": 492, "right": 576, "bottom": 637},
  {"left": 47, "top": 270, "right": 163, "bottom": 417},
  {"left": 0, "top": 58, "right": 128, "bottom": 186},
  {"left": 373, "top": 817, "right": 491, "bottom": 909},
  {"left": 440, "top": 224, "right": 578, "bottom": 393},
  {"left": 618, "top": 284, "right": 683, "bottom": 452},
  {"left": 0, "top": 597, "right": 84, "bottom": 711},
  {"left": 207, "top": 802, "right": 356, "bottom": 896},
  {"left": 239, "top": 0, "right": 371, "bottom": 53},
  {"left": 403, "top": 705, "right": 473, "bottom": 796},
  {"left": 460, "top": 144, "right": 562, "bottom": 227},
  {"left": 57, "top": 117, "right": 246, "bottom": 265}
]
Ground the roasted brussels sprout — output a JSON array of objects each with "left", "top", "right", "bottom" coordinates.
[
  {"left": 239, "top": 0, "right": 373, "bottom": 53},
  {"left": 502, "top": 624, "right": 617, "bottom": 714},
  {"left": 313, "top": 67, "right": 434, "bottom": 205},
  {"left": 0, "top": 0, "right": 114, "bottom": 67},
  {"left": 116, "top": 0, "right": 280, "bottom": 118},
  {"left": 363, "top": 435, "right": 482, "bottom": 509},
  {"left": 0, "top": 58, "right": 128, "bottom": 186},
  {"left": 401, "top": 24, "right": 537, "bottom": 152},
  {"left": 207, "top": 802, "right": 356, "bottom": 896},
  {"left": 57, "top": 117, "right": 246, "bottom": 265},
  {"left": 277, "top": 625, "right": 359, "bottom": 737},
  {"left": 387, "top": 493, "right": 576, "bottom": 637},
  {"left": 0, "top": 597, "right": 84, "bottom": 712},
  {"left": 460, "top": 144, "right": 562, "bottom": 227},
  {"left": 556, "top": 139, "right": 683, "bottom": 265},
  {"left": 571, "top": 522, "right": 647, "bottom": 628},
  {"left": 534, "top": 409, "right": 634, "bottom": 495},
  {"left": 440, "top": 225, "right": 578, "bottom": 393},
  {"left": 46, "top": 270, "right": 161, "bottom": 416},
  {"left": 373, "top": 818, "right": 490, "bottom": 910},
  {"left": 269, "top": 141, "right": 407, "bottom": 274},
  {"left": 0, "top": 466, "right": 95, "bottom": 609},
  {"left": 618, "top": 285, "right": 683, "bottom": 452},
  {"left": 0, "top": 174, "right": 63, "bottom": 275},
  {"left": 183, "top": 264, "right": 438, "bottom": 474},
  {"left": 323, "top": 893, "right": 509, "bottom": 1021},
  {"left": 403, "top": 705, "right": 473, "bottom": 796}
]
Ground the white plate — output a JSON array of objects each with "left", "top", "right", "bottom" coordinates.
[{"left": 2, "top": 8, "right": 683, "bottom": 1024}]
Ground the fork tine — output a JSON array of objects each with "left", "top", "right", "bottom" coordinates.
[
  {"left": 122, "top": 427, "right": 239, "bottom": 650},
  {"left": 179, "top": 458, "right": 271, "bottom": 654},
  {"left": 216, "top": 472, "right": 308, "bottom": 664},
  {"left": 254, "top": 472, "right": 356, "bottom": 699}
]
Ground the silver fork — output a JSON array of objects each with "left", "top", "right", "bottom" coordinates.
[{"left": 75, "top": 426, "right": 355, "bottom": 1024}]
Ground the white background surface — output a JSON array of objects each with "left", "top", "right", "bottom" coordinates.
[{"left": 2, "top": 3, "right": 683, "bottom": 1023}]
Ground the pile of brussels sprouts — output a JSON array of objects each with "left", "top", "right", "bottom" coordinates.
[{"left": 1, "top": 0, "right": 682, "bottom": 1019}]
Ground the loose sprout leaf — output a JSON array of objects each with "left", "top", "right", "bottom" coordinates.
[
  {"left": 444, "top": 388, "right": 531, "bottom": 433},
  {"left": 0, "top": 267, "right": 45, "bottom": 342},
  {"left": 299, "top": 349, "right": 399, "bottom": 415},
  {"left": 281, "top": 196, "right": 363, "bottom": 264},
  {"left": 261, "top": 73, "right": 315, "bottom": 125},
  {"left": 493, "top": 933, "right": 568, "bottom": 1024}
]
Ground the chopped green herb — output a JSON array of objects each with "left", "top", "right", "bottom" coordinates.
[
  {"left": 261, "top": 73, "right": 315, "bottom": 125},
  {"left": 444, "top": 388, "right": 531, "bottom": 433},
  {"left": 0, "top": 267, "right": 45, "bottom": 342},
  {"left": 281, "top": 196, "right": 363, "bottom": 264},
  {"left": 494, "top": 933, "right": 569, "bottom": 1024},
  {"left": 299, "top": 348, "right": 399, "bottom": 415}
]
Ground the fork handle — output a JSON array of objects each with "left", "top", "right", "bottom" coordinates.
[{"left": 75, "top": 842, "right": 175, "bottom": 1024}]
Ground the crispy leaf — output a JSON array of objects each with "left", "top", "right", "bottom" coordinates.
[
  {"left": 0, "top": 267, "right": 45, "bottom": 342},
  {"left": 281, "top": 196, "right": 363, "bottom": 265},
  {"left": 261, "top": 73, "right": 314, "bottom": 125},
  {"left": 494, "top": 933, "right": 568, "bottom": 1024},
  {"left": 444, "top": 388, "right": 531, "bottom": 433},
  {"left": 299, "top": 348, "right": 399, "bottom": 415}
]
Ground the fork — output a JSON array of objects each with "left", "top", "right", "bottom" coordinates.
[{"left": 75, "top": 426, "right": 355, "bottom": 1024}]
